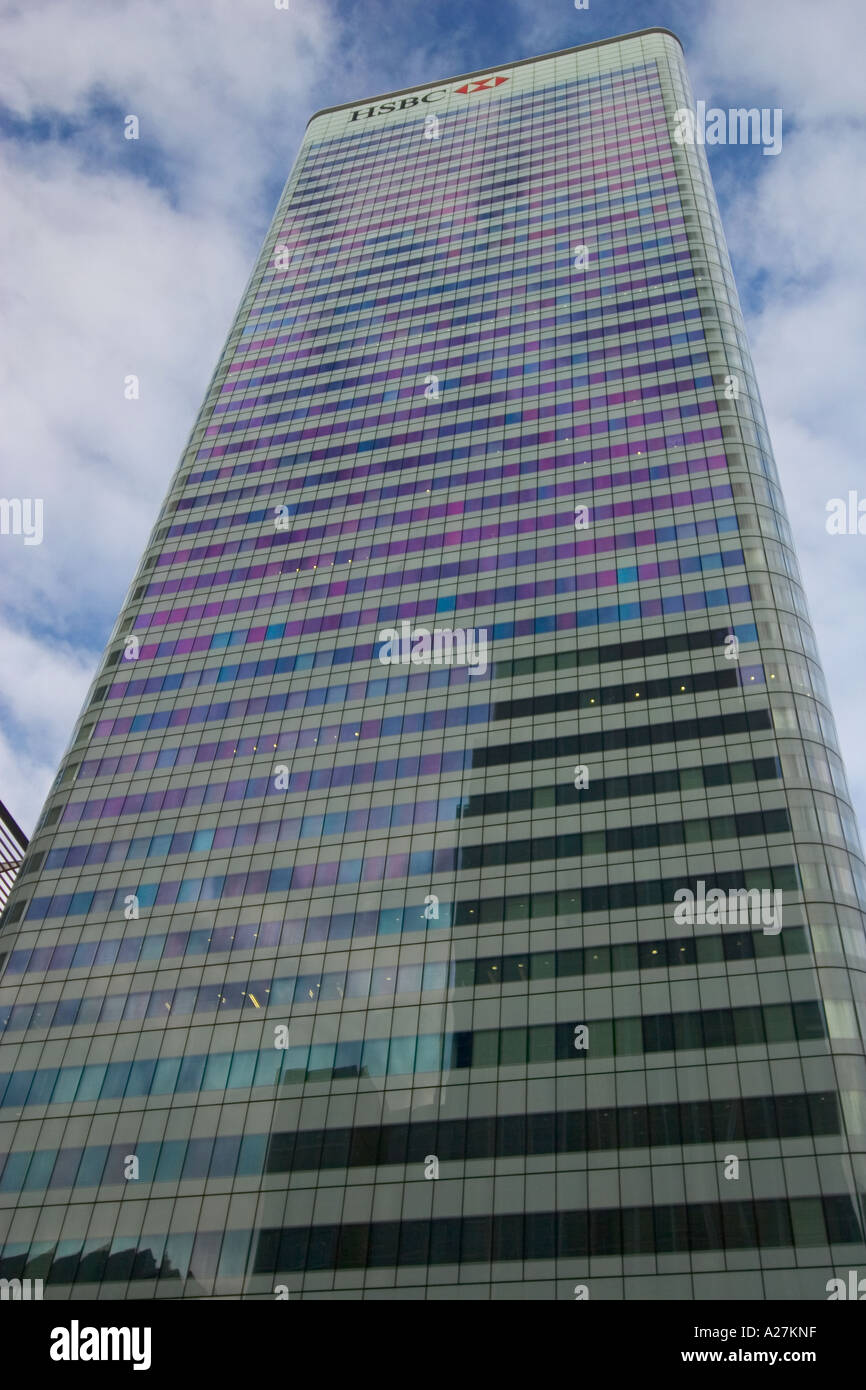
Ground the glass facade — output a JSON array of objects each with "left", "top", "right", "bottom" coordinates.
[{"left": 2, "top": 28, "right": 866, "bottom": 1300}]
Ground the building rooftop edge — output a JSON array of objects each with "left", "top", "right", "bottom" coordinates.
[{"left": 305, "top": 27, "right": 683, "bottom": 125}]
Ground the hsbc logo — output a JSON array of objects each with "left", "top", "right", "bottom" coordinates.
[
  {"left": 348, "top": 74, "right": 509, "bottom": 122},
  {"left": 453, "top": 75, "right": 508, "bottom": 94}
]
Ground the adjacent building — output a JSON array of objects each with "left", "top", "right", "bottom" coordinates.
[
  {"left": 0, "top": 802, "right": 28, "bottom": 917},
  {"left": 2, "top": 28, "right": 866, "bottom": 1299}
]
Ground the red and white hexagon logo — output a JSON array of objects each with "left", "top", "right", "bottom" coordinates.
[{"left": 453, "top": 75, "right": 509, "bottom": 95}]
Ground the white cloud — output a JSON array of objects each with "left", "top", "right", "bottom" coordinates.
[
  {"left": 686, "top": 0, "right": 866, "bottom": 827},
  {"left": 0, "top": 619, "right": 94, "bottom": 829}
]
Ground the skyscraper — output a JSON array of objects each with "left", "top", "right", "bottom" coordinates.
[{"left": 2, "top": 27, "right": 866, "bottom": 1301}]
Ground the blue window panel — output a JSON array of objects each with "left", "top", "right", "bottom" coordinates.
[
  {"left": 201, "top": 1053, "right": 231, "bottom": 1092},
  {"left": 76, "top": 1146, "right": 110, "bottom": 1188},
  {"left": 151, "top": 1057, "right": 182, "bottom": 1095},
  {"left": 52, "top": 999, "right": 80, "bottom": 1028},
  {"left": 280, "top": 1045, "right": 309, "bottom": 1081},
  {"left": 318, "top": 971, "right": 345, "bottom": 1002},
  {"left": 154, "top": 1141, "right": 185, "bottom": 1183},
  {"left": 334, "top": 1040, "right": 363, "bottom": 1074},
  {"left": 307, "top": 1043, "right": 336, "bottom": 1076},
  {"left": 360, "top": 1039, "right": 389, "bottom": 1077},
  {"left": 177, "top": 1055, "right": 207, "bottom": 1093},
  {"left": 0, "top": 1151, "right": 32, "bottom": 1192},
  {"left": 337, "top": 858, "right": 362, "bottom": 885},
  {"left": 172, "top": 987, "right": 198, "bottom": 1016},
  {"left": 408, "top": 851, "right": 434, "bottom": 876},
  {"left": 51, "top": 1066, "right": 83, "bottom": 1104},
  {"left": 50, "top": 1147, "right": 84, "bottom": 1189},
  {"left": 227, "top": 1052, "right": 257, "bottom": 1090},
  {"left": 217, "top": 1229, "right": 252, "bottom": 1278},
  {"left": 295, "top": 975, "right": 320, "bottom": 1004},
  {"left": 210, "top": 1135, "right": 242, "bottom": 1179},
  {"left": 99, "top": 995, "right": 127, "bottom": 1024},
  {"left": 75, "top": 1064, "right": 108, "bottom": 1103},
  {"left": 237, "top": 1134, "right": 267, "bottom": 1175},
  {"left": 199, "top": 875, "right": 225, "bottom": 899},
  {"left": 252, "top": 1051, "right": 281, "bottom": 1088},
  {"left": 27, "top": 1067, "right": 59, "bottom": 1105},
  {"left": 182, "top": 1138, "right": 214, "bottom": 1180},
  {"left": 102, "top": 1062, "right": 132, "bottom": 1099},
  {"left": 176, "top": 878, "right": 203, "bottom": 905},
  {"left": 387, "top": 1035, "right": 417, "bottom": 1075},
  {"left": 30, "top": 1001, "right": 57, "bottom": 1029},
  {"left": 268, "top": 978, "right": 295, "bottom": 1007},
  {"left": 421, "top": 961, "right": 450, "bottom": 991}
]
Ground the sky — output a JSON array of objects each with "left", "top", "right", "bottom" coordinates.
[{"left": 0, "top": 0, "right": 864, "bottom": 837}]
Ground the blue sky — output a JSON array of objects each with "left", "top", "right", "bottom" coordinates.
[{"left": 0, "top": 0, "right": 864, "bottom": 835}]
